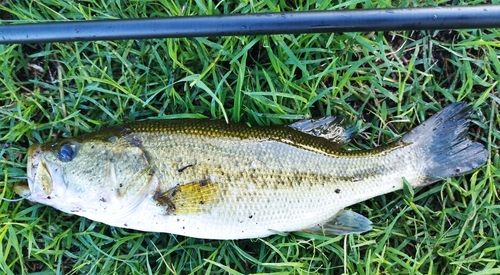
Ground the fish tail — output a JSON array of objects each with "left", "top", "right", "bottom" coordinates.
[{"left": 403, "top": 102, "right": 488, "bottom": 183}]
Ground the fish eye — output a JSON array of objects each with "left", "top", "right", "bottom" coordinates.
[{"left": 58, "top": 143, "right": 78, "bottom": 162}]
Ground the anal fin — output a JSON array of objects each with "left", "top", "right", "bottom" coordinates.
[{"left": 305, "top": 210, "right": 372, "bottom": 235}]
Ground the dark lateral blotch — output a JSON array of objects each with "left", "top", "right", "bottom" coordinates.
[
  {"left": 128, "top": 137, "right": 143, "bottom": 147},
  {"left": 121, "top": 127, "right": 131, "bottom": 134},
  {"left": 177, "top": 164, "right": 194, "bottom": 173},
  {"left": 199, "top": 179, "right": 209, "bottom": 186}
]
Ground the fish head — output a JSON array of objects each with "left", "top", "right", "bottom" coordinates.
[
  {"left": 24, "top": 135, "right": 157, "bottom": 219},
  {"left": 24, "top": 140, "right": 105, "bottom": 211},
  {"left": 24, "top": 136, "right": 140, "bottom": 215}
]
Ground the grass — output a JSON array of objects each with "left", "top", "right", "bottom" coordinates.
[{"left": 0, "top": 0, "right": 499, "bottom": 274}]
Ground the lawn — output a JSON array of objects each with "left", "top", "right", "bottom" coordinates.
[{"left": 0, "top": 0, "right": 499, "bottom": 274}]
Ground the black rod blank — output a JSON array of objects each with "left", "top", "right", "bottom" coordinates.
[{"left": 1, "top": 5, "right": 499, "bottom": 44}]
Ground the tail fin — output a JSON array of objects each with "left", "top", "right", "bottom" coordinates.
[{"left": 402, "top": 102, "right": 488, "bottom": 182}]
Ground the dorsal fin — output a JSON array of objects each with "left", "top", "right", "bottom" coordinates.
[{"left": 288, "top": 116, "right": 357, "bottom": 144}]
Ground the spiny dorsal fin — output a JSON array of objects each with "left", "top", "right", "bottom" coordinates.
[
  {"left": 305, "top": 209, "right": 372, "bottom": 236},
  {"left": 288, "top": 116, "right": 357, "bottom": 144}
]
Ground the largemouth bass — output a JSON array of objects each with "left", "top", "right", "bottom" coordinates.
[{"left": 17, "top": 102, "right": 488, "bottom": 239}]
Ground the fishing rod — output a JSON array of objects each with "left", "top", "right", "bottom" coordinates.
[{"left": 0, "top": 5, "right": 499, "bottom": 44}]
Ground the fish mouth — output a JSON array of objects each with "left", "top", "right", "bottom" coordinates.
[
  {"left": 12, "top": 144, "right": 43, "bottom": 199},
  {"left": 25, "top": 143, "right": 69, "bottom": 201},
  {"left": 25, "top": 143, "right": 56, "bottom": 200},
  {"left": 26, "top": 143, "right": 42, "bottom": 194}
]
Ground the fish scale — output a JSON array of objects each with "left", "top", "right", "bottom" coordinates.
[{"left": 18, "top": 103, "right": 488, "bottom": 239}]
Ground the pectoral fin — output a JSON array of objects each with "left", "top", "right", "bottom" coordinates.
[
  {"left": 154, "top": 179, "right": 220, "bottom": 215},
  {"left": 305, "top": 210, "right": 372, "bottom": 235}
]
